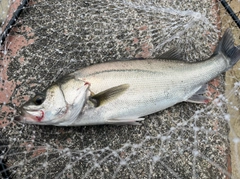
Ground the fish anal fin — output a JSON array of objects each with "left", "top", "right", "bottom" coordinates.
[
  {"left": 157, "top": 48, "right": 184, "bottom": 61},
  {"left": 91, "top": 84, "right": 129, "bottom": 107},
  {"left": 186, "top": 95, "right": 211, "bottom": 104},
  {"left": 195, "top": 84, "right": 208, "bottom": 95},
  {"left": 186, "top": 84, "right": 211, "bottom": 104}
]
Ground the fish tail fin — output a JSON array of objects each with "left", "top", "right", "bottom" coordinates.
[{"left": 214, "top": 28, "right": 240, "bottom": 67}]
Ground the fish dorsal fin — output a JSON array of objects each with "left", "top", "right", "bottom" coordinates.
[
  {"left": 90, "top": 84, "right": 129, "bottom": 107},
  {"left": 157, "top": 48, "right": 184, "bottom": 61}
]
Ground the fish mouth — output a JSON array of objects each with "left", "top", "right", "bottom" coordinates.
[{"left": 14, "top": 109, "right": 44, "bottom": 123}]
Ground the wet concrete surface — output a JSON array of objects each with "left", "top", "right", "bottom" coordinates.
[{"left": 0, "top": 0, "right": 238, "bottom": 178}]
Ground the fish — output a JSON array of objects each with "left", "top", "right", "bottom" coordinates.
[{"left": 14, "top": 29, "right": 240, "bottom": 126}]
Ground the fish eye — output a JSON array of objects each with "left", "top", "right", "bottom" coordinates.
[{"left": 33, "top": 95, "right": 45, "bottom": 105}]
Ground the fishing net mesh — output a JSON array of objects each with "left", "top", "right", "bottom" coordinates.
[{"left": 0, "top": 0, "right": 240, "bottom": 178}]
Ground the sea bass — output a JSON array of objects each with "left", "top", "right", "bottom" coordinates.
[{"left": 15, "top": 29, "right": 240, "bottom": 126}]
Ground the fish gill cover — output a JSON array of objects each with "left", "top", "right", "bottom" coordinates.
[{"left": 0, "top": 0, "right": 240, "bottom": 178}]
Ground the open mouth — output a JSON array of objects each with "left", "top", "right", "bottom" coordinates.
[{"left": 14, "top": 110, "right": 44, "bottom": 123}]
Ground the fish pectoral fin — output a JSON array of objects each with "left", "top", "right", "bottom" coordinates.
[
  {"left": 107, "top": 117, "right": 145, "bottom": 125},
  {"left": 157, "top": 48, "right": 184, "bottom": 61},
  {"left": 90, "top": 84, "right": 129, "bottom": 107},
  {"left": 112, "top": 122, "right": 142, "bottom": 125}
]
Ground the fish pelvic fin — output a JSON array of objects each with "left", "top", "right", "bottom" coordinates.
[
  {"left": 107, "top": 117, "right": 145, "bottom": 125},
  {"left": 90, "top": 84, "right": 129, "bottom": 107},
  {"left": 214, "top": 28, "right": 240, "bottom": 67}
]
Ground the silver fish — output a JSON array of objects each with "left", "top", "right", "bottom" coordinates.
[{"left": 15, "top": 29, "right": 240, "bottom": 126}]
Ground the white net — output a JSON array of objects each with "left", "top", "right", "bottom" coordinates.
[{"left": 0, "top": 0, "right": 240, "bottom": 178}]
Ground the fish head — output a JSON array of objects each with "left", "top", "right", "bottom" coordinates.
[{"left": 15, "top": 84, "right": 70, "bottom": 125}]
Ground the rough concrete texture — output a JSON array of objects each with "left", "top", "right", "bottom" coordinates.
[{"left": 0, "top": 0, "right": 239, "bottom": 178}]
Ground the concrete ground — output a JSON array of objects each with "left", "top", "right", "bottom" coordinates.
[{"left": 0, "top": 0, "right": 239, "bottom": 178}]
